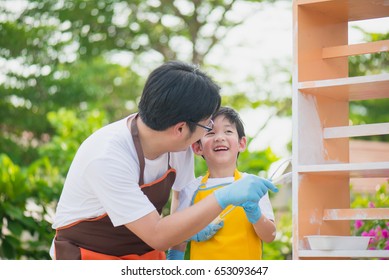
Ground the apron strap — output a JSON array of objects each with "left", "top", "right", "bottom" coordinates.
[
  {"left": 131, "top": 114, "right": 146, "bottom": 186},
  {"left": 131, "top": 114, "right": 172, "bottom": 186}
]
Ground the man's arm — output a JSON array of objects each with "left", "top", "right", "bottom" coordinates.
[{"left": 125, "top": 193, "right": 222, "bottom": 251}]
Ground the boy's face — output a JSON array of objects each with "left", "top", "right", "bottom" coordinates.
[{"left": 192, "top": 115, "right": 246, "bottom": 167}]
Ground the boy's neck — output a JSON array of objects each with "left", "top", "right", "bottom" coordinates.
[{"left": 207, "top": 165, "right": 237, "bottom": 179}]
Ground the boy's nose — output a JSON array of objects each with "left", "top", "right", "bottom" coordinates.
[{"left": 214, "top": 133, "right": 225, "bottom": 142}]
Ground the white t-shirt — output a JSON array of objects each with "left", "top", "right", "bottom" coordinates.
[
  {"left": 52, "top": 114, "right": 195, "bottom": 229},
  {"left": 177, "top": 173, "right": 275, "bottom": 221}
]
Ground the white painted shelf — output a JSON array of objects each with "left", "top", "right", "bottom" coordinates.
[
  {"left": 299, "top": 250, "right": 389, "bottom": 258},
  {"left": 323, "top": 123, "right": 389, "bottom": 139},
  {"left": 298, "top": 74, "right": 389, "bottom": 101},
  {"left": 323, "top": 208, "right": 389, "bottom": 221},
  {"left": 298, "top": 162, "right": 389, "bottom": 177}
]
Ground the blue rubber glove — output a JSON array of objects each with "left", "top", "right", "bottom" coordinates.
[
  {"left": 214, "top": 174, "right": 278, "bottom": 209},
  {"left": 187, "top": 221, "right": 224, "bottom": 242},
  {"left": 242, "top": 201, "right": 262, "bottom": 224},
  {"left": 166, "top": 249, "right": 184, "bottom": 260}
]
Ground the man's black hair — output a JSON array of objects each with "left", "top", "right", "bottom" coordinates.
[{"left": 138, "top": 61, "right": 221, "bottom": 132}]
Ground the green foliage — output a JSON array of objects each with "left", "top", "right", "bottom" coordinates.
[
  {"left": 351, "top": 182, "right": 389, "bottom": 253},
  {"left": 39, "top": 108, "right": 108, "bottom": 176},
  {"left": 0, "top": 0, "right": 277, "bottom": 167},
  {"left": 0, "top": 154, "right": 62, "bottom": 259},
  {"left": 0, "top": 109, "right": 108, "bottom": 259}
]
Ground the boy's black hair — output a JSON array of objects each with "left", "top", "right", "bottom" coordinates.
[
  {"left": 138, "top": 61, "right": 221, "bottom": 132},
  {"left": 213, "top": 106, "right": 245, "bottom": 139}
]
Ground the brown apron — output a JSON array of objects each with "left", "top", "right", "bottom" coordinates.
[{"left": 54, "top": 114, "right": 176, "bottom": 260}]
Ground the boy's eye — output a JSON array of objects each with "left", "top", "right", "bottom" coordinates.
[{"left": 225, "top": 130, "right": 233, "bottom": 134}]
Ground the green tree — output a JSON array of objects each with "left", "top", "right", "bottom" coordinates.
[
  {"left": 1, "top": 0, "right": 283, "bottom": 166},
  {"left": 0, "top": 109, "right": 108, "bottom": 259}
]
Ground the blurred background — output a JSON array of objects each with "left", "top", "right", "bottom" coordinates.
[{"left": 0, "top": 0, "right": 388, "bottom": 259}]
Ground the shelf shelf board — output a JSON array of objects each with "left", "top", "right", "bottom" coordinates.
[
  {"left": 297, "top": 0, "right": 389, "bottom": 21},
  {"left": 298, "top": 74, "right": 389, "bottom": 101},
  {"left": 323, "top": 208, "right": 389, "bottom": 221},
  {"left": 298, "top": 162, "right": 389, "bottom": 177},
  {"left": 322, "top": 40, "right": 389, "bottom": 59},
  {"left": 299, "top": 250, "right": 389, "bottom": 258},
  {"left": 323, "top": 122, "right": 389, "bottom": 139}
]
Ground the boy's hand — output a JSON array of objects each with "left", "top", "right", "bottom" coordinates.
[
  {"left": 214, "top": 175, "right": 278, "bottom": 209},
  {"left": 166, "top": 249, "right": 184, "bottom": 260},
  {"left": 188, "top": 221, "right": 224, "bottom": 242},
  {"left": 242, "top": 201, "right": 262, "bottom": 224}
]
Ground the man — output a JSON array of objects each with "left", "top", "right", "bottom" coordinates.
[{"left": 51, "top": 61, "right": 277, "bottom": 260}]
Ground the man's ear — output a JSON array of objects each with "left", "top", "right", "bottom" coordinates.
[
  {"left": 238, "top": 136, "right": 247, "bottom": 152},
  {"left": 192, "top": 141, "right": 203, "bottom": 156},
  {"left": 173, "top": 122, "right": 186, "bottom": 136}
]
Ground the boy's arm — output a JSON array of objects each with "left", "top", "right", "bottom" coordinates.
[
  {"left": 242, "top": 202, "right": 277, "bottom": 243},
  {"left": 252, "top": 216, "right": 277, "bottom": 243},
  {"left": 170, "top": 190, "right": 180, "bottom": 214}
]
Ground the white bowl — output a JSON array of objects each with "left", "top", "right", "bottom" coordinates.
[{"left": 305, "top": 235, "right": 371, "bottom": 250}]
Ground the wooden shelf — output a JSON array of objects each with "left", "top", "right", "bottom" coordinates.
[
  {"left": 297, "top": 0, "right": 389, "bottom": 21},
  {"left": 293, "top": 0, "right": 389, "bottom": 260},
  {"left": 299, "top": 250, "right": 389, "bottom": 258},
  {"left": 298, "top": 162, "right": 389, "bottom": 177},
  {"left": 323, "top": 122, "right": 389, "bottom": 139},
  {"left": 323, "top": 208, "right": 389, "bottom": 220},
  {"left": 298, "top": 74, "right": 389, "bottom": 101},
  {"left": 323, "top": 40, "right": 389, "bottom": 59}
]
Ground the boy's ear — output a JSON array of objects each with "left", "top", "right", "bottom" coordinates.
[
  {"left": 192, "top": 141, "right": 203, "bottom": 156},
  {"left": 238, "top": 136, "right": 247, "bottom": 152}
]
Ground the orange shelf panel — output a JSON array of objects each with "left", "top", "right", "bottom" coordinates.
[
  {"left": 297, "top": 0, "right": 389, "bottom": 21},
  {"left": 322, "top": 40, "right": 389, "bottom": 59}
]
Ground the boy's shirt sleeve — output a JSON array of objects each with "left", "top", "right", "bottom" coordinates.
[
  {"left": 171, "top": 147, "right": 195, "bottom": 192},
  {"left": 176, "top": 177, "right": 201, "bottom": 212},
  {"left": 259, "top": 192, "right": 275, "bottom": 221}
]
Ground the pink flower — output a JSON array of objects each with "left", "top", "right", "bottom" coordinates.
[
  {"left": 382, "top": 229, "right": 389, "bottom": 239},
  {"left": 385, "top": 241, "right": 389, "bottom": 250},
  {"left": 354, "top": 220, "right": 363, "bottom": 229},
  {"left": 368, "top": 201, "right": 375, "bottom": 208},
  {"left": 368, "top": 229, "right": 377, "bottom": 236}
]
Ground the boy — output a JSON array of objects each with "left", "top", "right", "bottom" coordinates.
[{"left": 168, "top": 107, "right": 276, "bottom": 260}]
